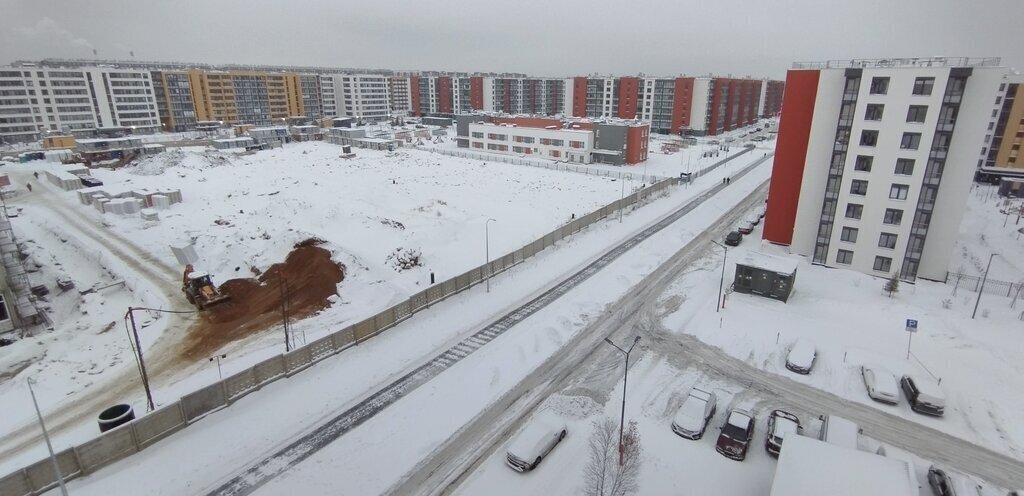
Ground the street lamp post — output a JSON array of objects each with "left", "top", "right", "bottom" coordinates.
[
  {"left": 603, "top": 335, "right": 641, "bottom": 466},
  {"left": 124, "top": 306, "right": 198, "bottom": 412},
  {"left": 972, "top": 253, "right": 997, "bottom": 319},
  {"left": 27, "top": 378, "right": 68, "bottom": 496},
  {"left": 485, "top": 218, "right": 497, "bottom": 292},
  {"left": 209, "top": 353, "right": 227, "bottom": 380},
  {"left": 711, "top": 241, "right": 728, "bottom": 312}
]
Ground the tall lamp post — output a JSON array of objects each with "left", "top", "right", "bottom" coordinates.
[
  {"left": 603, "top": 335, "right": 641, "bottom": 466},
  {"left": 485, "top": 218, "right": 497, "bottom": 292},
  {"left": 27, "top": 378, "right": 68, "bottom": 496},
  {"left": 711, "top": 240, "right": 728, "bottom": 312},
  {"left": 972, "top": 253, "right": 997, "bottom": 319}
]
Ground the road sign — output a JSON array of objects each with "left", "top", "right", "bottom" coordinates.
[{"left": 906, "top": 319, "right": 918, "bottom": 333}]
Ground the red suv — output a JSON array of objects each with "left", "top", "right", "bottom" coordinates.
[{"left": 716, "top": 409, "right": 755, "bottom": 461}]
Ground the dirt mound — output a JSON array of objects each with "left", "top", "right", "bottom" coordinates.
[{"left": 179, "top": 240, "right": 344, "bottom": 360}]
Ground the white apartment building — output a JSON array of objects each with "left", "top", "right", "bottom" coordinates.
[
  {"left": 764, "top": 57, "right": 1005, "bottom": 282},
  {"left": 319, "top": 76, "right": 337, "bottom": 118},
  {"left": 389, "top": 76, "right": 411, "bottom": 116},
  {"left": 330, "top": 74, "right": 391, "bottom": 122},
  {"left": 467, "top": 122, "right": 594, "bottom": 163},
  {"left": 0, "top": 65, "right": 161, "bottom": 142}
]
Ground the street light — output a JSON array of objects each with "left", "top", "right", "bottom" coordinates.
[
  {"left": 209, "top": 353, "right": 228, "bottom": 380},
  {"left": 124, "top": 306, "right": 198, "bottom": 412},
  {"left": 485, "top": 218, "right": 497, "bottom": 292},
  {"left": 603, "top": 335, "right": 641, "bottom": 466},
  {"left": 710, "top": 240, "right": 728, "bottom": 312},
  {"left": 972, "top": 253, "right": 998, "bottom": 319},
  {"left": 27, "top": 378, "right": 68, "bottom": 496}
]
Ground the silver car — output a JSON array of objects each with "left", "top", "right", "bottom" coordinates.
[
  {"left": 861, "top": 365, "right": 899, "bottom": 404},
  {"left": 671, "top": 388, "right": 717, "bottom": 440},
  {"left": 506, "top": 415, "right": 567, "bottom": 472}
]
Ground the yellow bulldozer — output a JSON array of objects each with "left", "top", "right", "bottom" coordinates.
[{"left": 182, "top": 265, "right": 230, "bottom": 310}]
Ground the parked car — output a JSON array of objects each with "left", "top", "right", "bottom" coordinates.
[
  {"left": 785, "top": 338, "right": 817, "bottom": 374},
  {"left": 80, "top": 176, "right": 103, "bottom": 187},
  {"left": 764, "top": 409, "right": 801, "bottom": 457},
  {"left": 861, "top": 365, "right": 899, "bottom": 404},
  {"left": 928, "top": 466, "right": 956, "bottom": 496},
  {"left": 671, "top": 388, "right": 717, "bottom": 440},
  {"left": 716, "top": 409, "right": 755, "bottom": 461},
  {"left": 901, "top": 373, "right": 945, "bottom": 416},
  {"left": 748, "top": 216, "right": 760, "bottom": 226},
  {"left": 737, "top": 222, "right": 754, "bottom": 235},
  {"left": 752, "top": 136, "right": 766, "bottom": 142},
  {"left": 756, "top": 207, "right": 766, "bottom": 219},
  {"left": 505, "top": 415, "right": 567, "bottom": 472},
  {"left": 724, "top": 231, "right": 742, "bottom": 246}
]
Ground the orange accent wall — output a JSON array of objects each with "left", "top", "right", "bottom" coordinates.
[
  {"left": 409, "top": 76, "right": 421, "bottom": 116},
  {"left": 671, "top": 77, "right": 694, "bottom": 134},
  {"left": 470, "top": 76, "right": 484, "bottom": 110},
  {"left": 572, "top": 77, "right": 588, "bottom": 117},
  {"left": 492, "top": 116, "right": 564, "bottom": 129},
  {"left": 618, "top": 77, "right": 639, "bottom": 119},
  {"left": 625, "top": 124, "right": 649, "bottom": 164},
  {"left": 764, "top": 70, "right": 820, "bottom": 246},
  {"left": 437, "top": 77, "right": 452, "bottom": 114}
]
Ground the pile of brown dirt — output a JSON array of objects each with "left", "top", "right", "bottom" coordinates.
[{"left": 179, "top": 239, "right": 345, "bottom": 361}]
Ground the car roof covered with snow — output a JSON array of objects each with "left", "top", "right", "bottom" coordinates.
[
  {"left": 864, "top": 365, "right": 899, "bottom": 396},
  {"left": 788, "top": 338, "right": 816, "bottom": 366},
  {"left": 770, "top": 436, "right": 916, "bottom": 496},
  {"left": 769, "top": 411, "right": 799, "bottom": 440},
  {"left": 906, "top": 373, "right": 945, "bottom": 405},
  {"left": 672, "top": 389, "right": 712, "bottom": 431},
  {"left": 507, "top": 414, "right": 564, "bottom": 460},
  {"left": 727, "top": 409, "right": 752, "bottom": 429}
]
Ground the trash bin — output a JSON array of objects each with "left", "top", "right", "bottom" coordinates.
[{"left": 98, "top": 404, "right": 135, "bottom": 433}]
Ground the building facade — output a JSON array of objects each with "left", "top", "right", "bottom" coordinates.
[
  {"left": 764, "top": 57, "right": 1004, "bottom": 282},
  {"left": 0, "top": 65, "right": 161, "bottom": 142},
  {"left": 329, "top": 74, "right": 391, "bottom": 122},
  {"left": 978, "top": 74, "right": 1024, "bottom": 169}
]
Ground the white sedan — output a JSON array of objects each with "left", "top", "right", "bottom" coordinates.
[
  {"left": 506, "top": 415, "right": 567, "bottom": 472},
  {"left": 785, "top": 338, "right": 817, "bottom": 375},
  {"left": 861, "top": 365, "right": 899, "bottom": 404}
]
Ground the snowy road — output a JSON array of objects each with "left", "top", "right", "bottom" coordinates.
[
  {"left": 206, "top": 154, "right": 773, "bottom": 495},
  {"left": 0, "top": 169, "right": 194, "bottom": 463}
]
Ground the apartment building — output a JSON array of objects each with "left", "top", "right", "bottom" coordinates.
[
  {"left": 760, "top": 79, "right": 785, "bottom": 117},
  {"left": 299, "top": 74, "right": 325, "bottom": 121},
  {"left": 764, "top": 57, "right": 1004, "bottom": 282},
  {"left": 389, "top": 75, "right": 412, "bottom": 116},
  {"left": 327, "top": 74, "right": 391, "bottom": 122},
  {"left": 0, "top": 65, "right": 161, "bottom": 142},
  {"left": 455, "top": 114, "right": 649, "bottom": 165},
  {"left": 977, "top": 74, "right": 1024, "bottom": 169}
]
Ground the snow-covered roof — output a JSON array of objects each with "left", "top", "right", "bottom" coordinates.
[
  {"left": 76, "top": 137, "right": 139, "bottom": 144},
  {"left": 737, "top": 251, "right": 799, "bottom": 275},
  {"left": 213, "top": 137, "right": 254, "bottom": 144},
  {"left": 770, "top": 436, "right": 916, "bottom": 496},
  {"left": 906, "top": 374, "right": 945, "bottom": 405}
]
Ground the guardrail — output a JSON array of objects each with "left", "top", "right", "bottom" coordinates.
[{"left": 0, "top": 146, "right": 758, "bottom": 495}]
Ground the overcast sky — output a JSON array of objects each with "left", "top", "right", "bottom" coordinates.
[{"left": 1, "top": 0, "right": 1021, "bottom": 79}]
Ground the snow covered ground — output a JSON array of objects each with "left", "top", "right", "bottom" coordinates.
[{"left": 31, "top": 143, "right": 772, "bottom": 494}]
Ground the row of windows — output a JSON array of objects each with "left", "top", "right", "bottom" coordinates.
[
  {"left": 838, "top": 227, "right": 899, "bottom": 249},
  {"left": 847, "top": 181, "right": 910, "bottom": 199},
  {"left": 835, "top": 249, "right": 894, "bottom": 272},
  {"left": 868, "top": 76, "right": 934, "bottom": 96},
  {"left": 858, "top": 130, "right": 921, "bottom": 150},
  {"left": 863, "top": 103, "right": 928, "bottom": 123},
  {"left": 852, "top": 156, "right": 915, "bottom": 175}
]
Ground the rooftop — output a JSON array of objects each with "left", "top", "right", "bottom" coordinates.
[
  {"left": 770, "top": 436, "right": 916, "bottom": 496},
  {"left": 792, "top": 57, "right": 1001, "bottom": 70},
  {"left": 737, "top": 251, "right": 799, "bottom": 275}
]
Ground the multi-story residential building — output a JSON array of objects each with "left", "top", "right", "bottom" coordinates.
[
  {"left": 764, "top": 57, "right": 1004, "bottom": 282},
  {"left": 0, "top": 65, "right": 161, "bottom": 142},
  {"left": 299, "top": 74, "right": 325, "bottom": 121},
  {"left": 389, "top": 75, "right": 412, "bottom": 116},
  {"left": 179, "top": 70, "right": 303, "bottom": 127},
  {"left": 977, "top": 74, "right": 1024, "bottom": 169},
  {"left": 760, "top": 79, "right": 786, "bottom": 117},
  {"left": 329, "top": 74, "right": 391, "bottom": 122},
  {"left": 455, "top": 114, "right": 649, "bottom": 165},
  {"left": 320, "top": 76, "right": 337, "bottom": 118}
]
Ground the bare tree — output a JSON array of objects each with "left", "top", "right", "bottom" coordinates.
[{"left": 584, "top": 418, "right": 642, "bottom": 496}]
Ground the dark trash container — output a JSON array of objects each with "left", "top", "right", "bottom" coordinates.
[{"left": 98, "top": 404, "right": 135, "bottom": 432}]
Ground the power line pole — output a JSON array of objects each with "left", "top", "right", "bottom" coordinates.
[
  {"left": 972, "top": 253, "right": 997, "bottom": 319},
  {"left": 279, "top": 277, "right": 291, "bottom": 351},
  {"left": 125, "top": 308, "right": 155, "bottom": 412}
]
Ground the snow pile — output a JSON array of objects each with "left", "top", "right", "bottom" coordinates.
[{"left": 128, "top": 147, "right": 236, "bottom": 176}]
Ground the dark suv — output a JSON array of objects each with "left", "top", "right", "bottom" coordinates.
[
  {"left": 716, "top": 409, "right": 754, "bottom": 461},
  {"left": 900, "top": 374, "right": 945, "bottom": 417},
  {"left": 724, "top": 231, "right": 742, "bottom": 246}
]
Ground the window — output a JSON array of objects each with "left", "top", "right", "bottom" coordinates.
[
  {"left": 900, "top": 133, "right": 921, "bottom": 150},
  {"left": 845, "top": 203, "right": 863, "bottom": 219},
  {"left": 912, "top": 77, "right": 935, "bottom": 96},
  {"left": 854, "top": 155, "right": 873, "bottom": 172},
  {"left": 864, "top": 104, "right": 884, "bottom": 121},
  {"left": 873, "top": 256, "right": 893, "bottom": 272},
  {"left": 860, "top": 130, "right": 879, "bottom": 146},
  {"left": 550, "top": 150, "right": 560, "bottom": 158},
  {"left": 878, "top": 232, "right": 898, "bottom": 249},
  {"left": 837, "top": 250, "right": 854, "bottom": 265},
  {"left": 840, "top": 227, "right": 858, "bottom": 242},
  {"left": 472, "top": 142, "right": 483, "bottom": 149},
  {"left": 889, "top": 184, "right": 909, "bottom": 200},
  {"left": 569, "top": 140, "right": 584, "bottom": 148},
  {"left": 869, "top": 77, "right": 890, "bottom": 95},
  {"left": 894, "top": 158, "right": 915, "bottom": 175},
  {"left": 471, "top": 132, "right": 483, "bottom": 138},
  {"left": 883, "top": 208, "right": 903, "bottom": 225},
  {"left": 906, "top": 105, "right": 928, "bottom": 123},
  {"left": 850, "top": 180, "right": 869, "bottom": 195},
  {"left": 0, "top": 295, "right": 8, "bottom": 322}
]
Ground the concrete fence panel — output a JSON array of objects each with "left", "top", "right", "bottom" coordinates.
[
  {"left": 455, "top": 272, "right": 472, "bottom": 292},
  {"left": 409, "top": 289, "right": 429, "bottom": 312},
  {"left": 522, "top": 241, "right": 535, "bottom": 258},
  {"left": 501, "top": 253, "right": 515, "bottom": 269},
  {"left": 0, "top": 471, "right": 31, "bottom": 496},
  {"left": 531, "top": 238, "right": 545, "bottom": 256},
  {"left": 133, "top": 403, "right": 186, "bottom": 449},
  {"left": 253, "top": 355, "right": 287, "bottom": 385},
  {"left": 225, "top": 368, "right": 258, "bottom": 401},
  {"left": 181, "top": 381, "right": 228, "bottom": 422},
  {"left": 375, "top": 308, "right": 397, "bottom": 331},
  {"left": 331, "top": 326, "right": 355, "bottom": 352},
  {"left": 75, "top": 425, "right": 137, "bottom": 474},
  {"left": 307, "top": 334, "right": 334, "bottom": 361},
  {"left": 24, "top": 448, "right": 79, "bottom": 493},
  {"left": 284, "top": 347, "right": 314, "bottom": 375},
  {"left": 513, "top": 248, "right": 525, "bottom": 264},
  {"left": 353, "top": 317, "right": 378, "bottom": 342},
  {"left": 426, "top": 284, "right": 445, "bottom": 304},
  {"left": 543, "top": 232, "right": 556, "bottom": 249},
  {"left": 392, "top": 300, "right": 412, "bottom": 322},
  {"left": 469, "top": 266, "right": 483, "bottom": 284}
]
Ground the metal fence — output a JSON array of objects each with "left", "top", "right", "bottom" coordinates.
[
  {"left": 946, "top": 271, "right": 1024, "bottom": 299},
  {"left": 0, "top": 169, "right": 686, "bottom": 496},
  {"left": 429, "top": 147, "right": 662, "bottom": 183}
]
